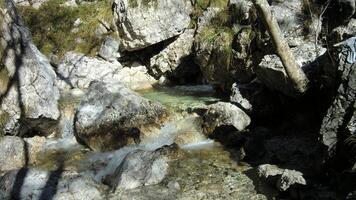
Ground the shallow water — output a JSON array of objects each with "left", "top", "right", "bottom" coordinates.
[
  {"left": 139, "top": 85, "right": 221, "bottom": 112},
  {"left": 24, "top": 85, "right": 272, "bottom": 199}
]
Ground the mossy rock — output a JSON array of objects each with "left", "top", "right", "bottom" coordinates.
[{"left": 18, "top": 0, "right": 116, "bottom": 59}]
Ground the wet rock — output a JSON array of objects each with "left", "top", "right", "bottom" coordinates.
[
  {"left": 56, "top": 52, "right": 157, "bottom": 91},
  {"left": 203, "top": 102, "right": 251, "bottom": 135},
  {"left": 105, "top": 146, "right": 176, "bottom": 190},
  {"left": 256, "top": 43, "right": 326, "bottom": 97},
  {"left": 75, "top": 81, "right": 166, "bottom": 151},
  {"left": 0, "top": 169, "right": 105, "bottom": 200},
  {"left": 98, "top": 36, "right": 120, "bottom": 62},
  {"left": 0, "top": 136, "right": 26, "bottom": 171},
  {"left": 258, "top": 164, "right": 306, "bottom": 191},
  {"left": 150, "top": 29, "right": 198, "bottom": 79},
  {"left": 113, "top": 0, "right": 192, "bottom": 51},
  {"left": 1, "top": 0, "right": 60, "bottom": 135}
]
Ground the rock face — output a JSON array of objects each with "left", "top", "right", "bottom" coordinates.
[
  {"left": 75, "top": 81, "right": 166, "bottom": 151},
  {"left": 105, "top": 147, "right": 173, "bottom": 190},
  {"left": 258, "top": 164, "right": 306, "bottom": 191},
  {"left": 0, "top": 169, "right": 105, "bottom": 200},
  {"left": 113, "top": 0, "right": 192, "bottom": 51},
  {"left": 256, "top": 43, "right": 326, "bottom": 97},
  {"left": 0, "top": 136, "right": 26, "bottom": 171},
  {"left": 1, "top": 0, "right": 60, "bottom": 135},
  {"left": 203, "top": 102, "right": 251, "bottom": 134},
  {"left": 320, "top": 37, "right": 356, "bottom": 157},
  {"left": 149, "top": 29, "right": 198, "bottom": 79},
  {"left": 56, "top": 52, "right": 157, "bottom": 91}
]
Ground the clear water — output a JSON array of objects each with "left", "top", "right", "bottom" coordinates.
[{"left": 139, "top": 85, "right": 221, "bottom": 112}]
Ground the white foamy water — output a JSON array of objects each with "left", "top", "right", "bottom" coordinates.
[
  {"left": 90, "top": 114, "right": 215, "bottom": 182},
  {"left": 180, "top": 139, "right": 216, "bottom": 150}
]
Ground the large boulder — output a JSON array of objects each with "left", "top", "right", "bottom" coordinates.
[
  {"left": 113, "top": 0, "right": 192, "bottom": 51},
  {"left": 75, "top": 81, "right": 166, "bottom": 151},
  {"left": 0, "top": 169, "right": 105, "bottom": 200},
  {"left": 149, "top": 29, "right": 199, "bottom": 79},
  {"left": 0, "top": 0, "right": 60, "bottom": 135},
  {"left": 256, "top": 43, "right": 326, "bottom": 97},
  {"left": 202, "top": 102, "right": 251, "bottom": 135},
  {"left": 56, "top": 52, "right": 157, "bottom": 91}
]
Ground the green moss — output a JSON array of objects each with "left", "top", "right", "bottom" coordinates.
[{"left": 18, "top": 0, "right": 115, "bottom": 58}]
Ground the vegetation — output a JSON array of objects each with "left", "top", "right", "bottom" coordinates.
[{"left": 18, "top": 0, "right": 115, "bottom": 58}]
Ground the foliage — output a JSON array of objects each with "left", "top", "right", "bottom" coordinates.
[{"left": 18, "top": 0, "right": 115, "bottom": 58}]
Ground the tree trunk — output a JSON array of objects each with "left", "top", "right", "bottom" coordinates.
[{"left": 253, "top": 0, "right": 309, "bottom": 94}]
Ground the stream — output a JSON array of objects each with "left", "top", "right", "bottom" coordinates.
[{"left": 25, "top": 85, "right": 274, "bottom": 199}]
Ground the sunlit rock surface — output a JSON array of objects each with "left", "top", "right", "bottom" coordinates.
[{"left": 113, "top": 0, "right": 192, "bottom": 51}]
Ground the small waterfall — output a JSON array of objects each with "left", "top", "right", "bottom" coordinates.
[{"left": 91, "top": 114, "right": 215, "bottom": 182}]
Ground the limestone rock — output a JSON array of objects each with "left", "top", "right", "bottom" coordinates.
[
  {"left": 75, "top": 81, "right": 166, "bottom": 151},
  {"left": 203, "top": 102, "right": 251, "bottom": 134},
  {"left": 230, "top": 83, "right": 252, "bottom": 111},
  {"left": 258, "top": 164, "right": 306, "bottom": 191},
  {"left": 56, "top": 52, "right": 157, "bottom": 91},
  {"left": 113, "top": 0, "right": 192, "bottom": 51},
  {"left": 1, "top": 0, "right": 60, "bottom": 135},
  {"left": 150, "top": 29, "right": 198, "bottom": 79},
  {"left": 0, "top": 169, "right": 105, "bottom": 200},
  {"left": 0, "top": 136, "right": 26, "bottom": 171},
  {"left": 98, "top": 36, "right": 120, "bottom": 62},
  {"left": 105, "top": 147, "right": 174, "bottom": 190}
]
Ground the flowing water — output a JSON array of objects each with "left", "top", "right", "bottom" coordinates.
[{"left": 27, "top": 85, "right": 272, "bottom": 199}]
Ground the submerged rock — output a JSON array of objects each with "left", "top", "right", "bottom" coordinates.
[
  {"left": 258, "top": 164, "right": 306, "bottom": 191},
  {"left": 150, "top": 29, "right": 198, "bottom": 79},
  {"left": 75, "top": 81, "right": 166, "bottom": 151},
  {"left": 113, "top": 0, "right": 192, "bottom": 51},
  {"left": 1, "top": 0, "right": 60, "bottom": 135},
  {"left": 203, "top": 102, "right": 251, "bottom": 134},
  {"left": 57, "top": 52, "right": 157, "bottom": 91},
  {"left": 0, "top": 169, "right": 105, "bottom": 200}
]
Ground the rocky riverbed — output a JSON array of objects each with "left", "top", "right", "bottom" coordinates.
[{"left": 1, "top": 0, "right": 356, "bottom": 199}]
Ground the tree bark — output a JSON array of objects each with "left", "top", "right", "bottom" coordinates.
[{"left": 253, "top": 0, "right": 309, "bottom": 94}]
